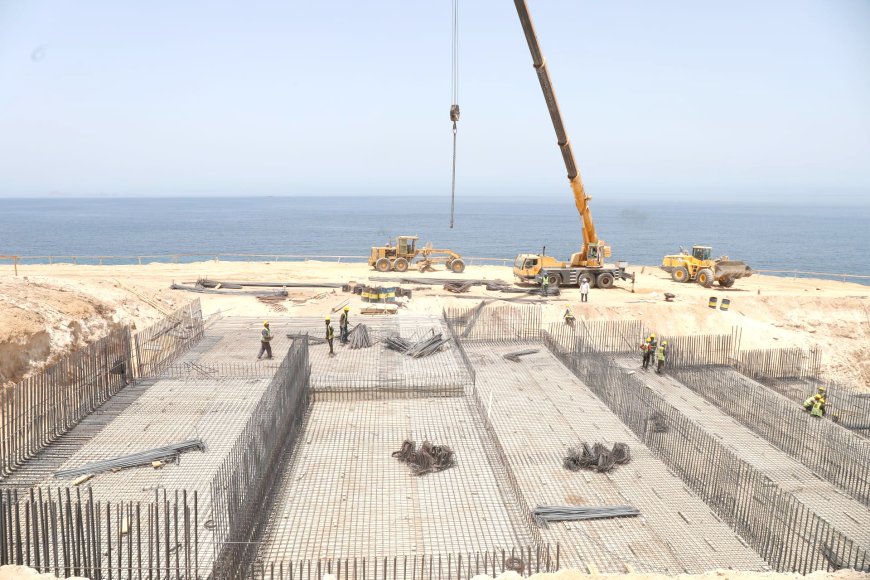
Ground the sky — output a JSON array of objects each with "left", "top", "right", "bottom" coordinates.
[{"left": 0, "top": 0, "right": 868, "bottom": 200}]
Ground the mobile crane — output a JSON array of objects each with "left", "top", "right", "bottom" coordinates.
[{"left": 510, "top": 0, "right": 632, "bottom": 289}]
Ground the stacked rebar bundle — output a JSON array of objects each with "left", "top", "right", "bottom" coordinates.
[
  {"left": 348, "top": 324, "right": 373, "bottom": 349},
  {"left": 54, "top": 439, "right": 206, "bottom": 478},
  {"left": 443, "top": 281, "right": 474, "bottom": 293},
  {"left": 392, "top": 440, "right": 455, "bottom": 475},
  {"left": 563, "top": 442, "right": 631, "bottom": 473},
  {"left": 503, "top": 349, "right": 539, "bottom": 362},
  {"left": 383, "top": 333, "right": 451, "bottom": 357},
  {"left": 533, "top": 505, "right": 640, "bottom": 524}
]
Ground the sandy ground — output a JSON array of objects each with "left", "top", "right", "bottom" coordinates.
[
  {"left": 1, "top": 260, "right": 868, "bottom": 388},
  {"left": 2, "top": 567, "right": 868, "bottom": 580}
]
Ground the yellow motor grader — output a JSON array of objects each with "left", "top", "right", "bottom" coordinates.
[{"left": 369, "top": 236, "right": 465, "bottom": 273}]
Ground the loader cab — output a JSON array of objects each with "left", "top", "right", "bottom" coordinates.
[
  {"left": 397, "top": 236, "right": 418, "bottom": 257},
  {"left": 692, "top": 246, "right": 712, "bottom": 262}
]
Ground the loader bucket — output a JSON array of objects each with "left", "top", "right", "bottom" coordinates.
[{"left": 715, "top": 260, "right": 753, "bottom": 279}]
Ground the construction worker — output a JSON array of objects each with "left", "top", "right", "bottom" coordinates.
[
  {"left": 648, "top": 333, "right": 657, "bottom": 355},
  {"left": 257, "top": 320, "right": 273, "bottom": 360},
  {"left": 803, "top": 393, "right": 826, "bottom": 417},
  {"left": 541, "top": 273, "right": 550, "bottom": 297},
  {"left": 655, "top": 340, "right": 667, "bottom": 374},
  {"left": 325, "top": 316, "right": 335, "bottom": 355},
  {"left": 339, "top": 306, "right": 350, "bottom": 344},
  {"left": 641, "top": 337, "right": 653, "bottom": 370},
  {"left": 563, "top": 306, "right": 576, "bottom": 326},
  {"left": 580, "top": 277, "right": 590, "bottom": 302}
]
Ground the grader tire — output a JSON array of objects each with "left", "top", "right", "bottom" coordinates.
[
  {"left": 672, "top": 266, "right": 690, "bottom": 283},
  {"left": 451, "top": 259, "right": 466, "bottom": 274},
  {"left": 375, "top": 258, "right": 391, "bottom": 273},
  {"left": 697, "top": 268, "right": 715, "bottom": 288},
  {"left": 393, "top": 258, "right": 409, "bottom": 273}
]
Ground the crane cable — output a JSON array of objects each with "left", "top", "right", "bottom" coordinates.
[{"left": 449, "top": 0, "right": 460, "bottom": 229}]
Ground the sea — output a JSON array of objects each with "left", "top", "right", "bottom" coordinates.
[{"left": 1, "top": 196, "right": 868, "bottom": 283}]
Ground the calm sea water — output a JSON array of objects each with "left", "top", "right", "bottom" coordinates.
[{"left": 1, "top": 196, "right": 868, "bottom": 281}]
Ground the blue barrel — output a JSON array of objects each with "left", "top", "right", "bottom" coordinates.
[
  {"left": 720, "top": 298, "right": 731, "bottom": 311},
  {"left": 708, "top": 297, "right": 718, "bottom": 309}
]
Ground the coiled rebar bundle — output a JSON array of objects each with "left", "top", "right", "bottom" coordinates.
[
  {"left": 563, "top": 442, "right": 631, "bottom": 473},
  {"left": 392, "top": 440, "right": 455, "bottom": 476}
]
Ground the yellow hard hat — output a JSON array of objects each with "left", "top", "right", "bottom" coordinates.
[
  {"left": 651, "top": 334, "right": 656, "bottom": 338},
  {"left": 325, "top": 316, "right": 331, "bottom": 321},
  {"left": 344, "top": 306, "right": 350, "bottom": 311},
  {"left": 818, "top": 386, "right": 826, "bottom": 393},
  {"left": 814, "top": 394, "right": 822, "bottom": 400},
  {"left": 662, "top": 341, "right": 668, "bottom": 345},
  {"left": 263, "top": 320, "right": 269, "bottom": 326},
  {"left": 646, "top": 338, "right": 651, "bottom": 342}
]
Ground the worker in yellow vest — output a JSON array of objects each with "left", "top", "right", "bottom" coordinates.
[
  {"left": 257, "top": 320, "right": 273, "bottom": 360},
  {"left": 640, "top": 338, "right": 653, "bottom": 370},
  {"left": 655, "top": 341, "right": 668, "bottom": 374},
  {"left": 803, "top": 393, "right": 826, "bottom": 417}
]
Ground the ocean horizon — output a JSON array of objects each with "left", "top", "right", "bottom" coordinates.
[{"left": 1, "top": 196, "right": 868, "bottom": 283}]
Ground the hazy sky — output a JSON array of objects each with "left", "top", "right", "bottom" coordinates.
[{"left": 1, "top": 0, "right": 868, "bottom": 199}]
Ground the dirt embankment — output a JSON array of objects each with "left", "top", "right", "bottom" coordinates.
[
  {"left": 0, "top": 276, "right": 170, "bottom": 387},
  {"left": 1, "top": 261, "right": 868, "bottom": 388}
]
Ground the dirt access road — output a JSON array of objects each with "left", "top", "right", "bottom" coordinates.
[{"left": 1, "top": 260, "right": 868, "bottom": 388}]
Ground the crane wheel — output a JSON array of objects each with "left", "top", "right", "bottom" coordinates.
[
  {"left": 596, "top": 272, "right": 615, "bottom": 289},
  {"left": 697, "top": 268, "right": 714, "bottom": 288},
  {"left": 547, "top": 274, "right": 560, "bottom": 287},
  {"left": 672, "top": 266, "right": 690, "bottom": 283},
  {"left": 393, "top": 258, "right": 409, "bottom": 273},
  {"left": 375, "top": 258, "right": 392, "bottom": 273},
  {"left": 451, "top": 259, "right": 466, "bottom": 274},
  {"left": 718, "top": 277, "right": 735, "bottom": 288}
]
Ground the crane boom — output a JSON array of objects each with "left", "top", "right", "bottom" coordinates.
[{"left": 513, "top": 0, "right": 605, "bottom": 266}]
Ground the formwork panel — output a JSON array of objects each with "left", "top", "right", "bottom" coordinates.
[
  {"left": 257, "top": 397, "right": 531, "bottom": 561},
  {"left": 464, "top": 343, "right": 767, "bottom": 574}
]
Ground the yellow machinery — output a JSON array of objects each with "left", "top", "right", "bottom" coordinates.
[
  {"left": 661, "top": 246, "right": 752, "bottom": 288},
  {"left": 369, "top": 236, "right": 465, "bottom": 274},
  {"left": 509, "top": 0, "right": 631, "bottom": 289}
]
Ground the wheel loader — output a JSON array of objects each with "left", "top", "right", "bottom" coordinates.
[
  {"left": 369, "top": 236, "right": 465, "bottom": 274},
  {"left": 661, "top": 246, "right": 752, "bottom": 288}
]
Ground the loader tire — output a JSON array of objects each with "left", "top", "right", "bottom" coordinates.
[
  {"left": 697, "top": 268, "right": 715, "bottom": 288},
  {"left": 671, "top": 266, "right": 690, "bottom": 283},
  {"left": 596, "top": 272, "right": 615, "bottom": 289},
  {"left": 718, "top": 277, "right": 735, "bottom": 288},
  {"left": 393, "top": 258, "right": 409, "bottom": 273},
  {"left": 375, "top": 258, "right": 391, "bottom": 273},
  {"left": 451, "top": 259, "right": 466, "bottom": 274}
]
